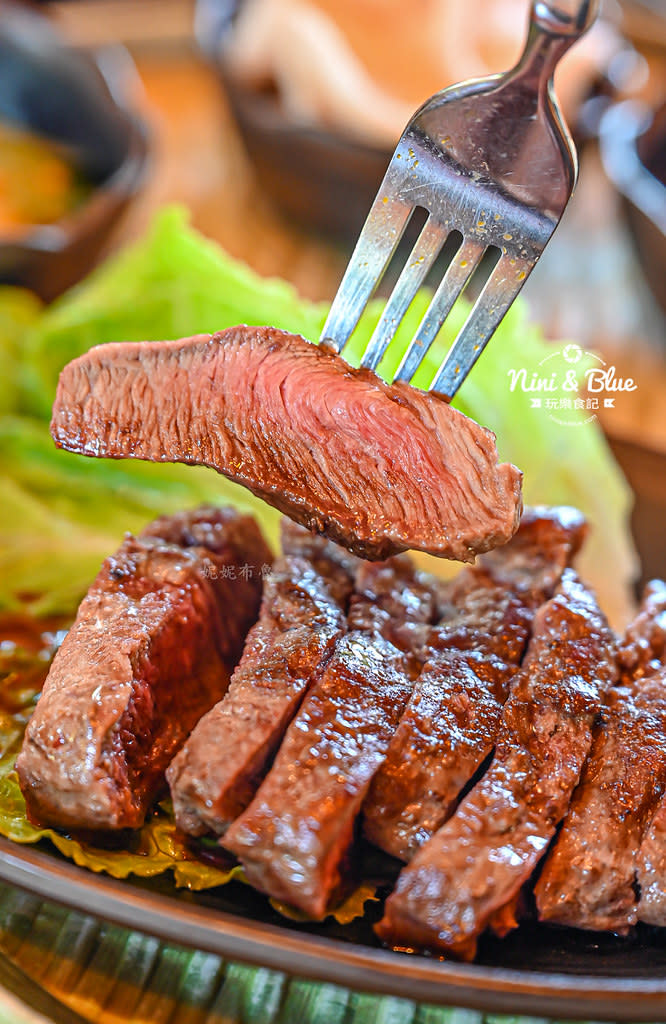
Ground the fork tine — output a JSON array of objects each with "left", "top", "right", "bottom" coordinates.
[
  {"left": 393, "top": 238, "right": 485, "bottom": 384},
  {"left": 319, "top": 196, "right": 412, "bottom": 354},
  {"left": 429, "top": 256, "right": 523, "bottom": 398},
  {"left": 359, "top": 217, "right": 449, "bottom": 371}
]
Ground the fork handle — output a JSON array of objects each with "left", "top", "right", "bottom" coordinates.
[
  {"left": 530, "top": 0, "right": 600, "bottom": 38},
  {"left": 510, "top": 0, "right": 599, "bottom": 89}
]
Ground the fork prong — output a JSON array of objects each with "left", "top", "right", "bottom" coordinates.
[
  {"left": 359, "top": 217, "right": 449, "bottom": 371},
  {"left": 319, "top": 197, "right": 413, "bottom": 354},
  {"left": 393, "top": 238, "right": 485, "bottom": 384},
  {"left": 429, "top": 256, "right": 523, "bottom": 398}
]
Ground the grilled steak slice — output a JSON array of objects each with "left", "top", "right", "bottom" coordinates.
[
  {"left": 362, "top": 507, "right": 586, "bottom": 861},
  {"left": 638, "top": 795, "right": 666, "bottom": 926},
  {"left": 222, "top": 552, "right": 434, "bottom": 916},
  {"left": 536, "top": 582, "right": 666, "bottom": 932},
  {"left": 535, "top": 666, "right": 666, "bottom": 932},
  {"left": 222, "top": 632, "right": 416, "bottom": 917},
  {"left": 50, "top": 326, "right": 523, "bottom": 562},
  {"left": 347, "top": 556, "right": 439, "bottom": 658},
  {"left": 618, "top": 579, "right": 666, "bottom": 682},
  {"left": 376, "top": 570, "right": 616, "bottom": 959},
  {"left": 279, "top": 518, "right": 360, "bottom": 600},
  {"left": 16, "top": 507, "right": 270, "bottom": 831},
  {"left": 167, "top": 529, "right": 353, "bottom": 837}
]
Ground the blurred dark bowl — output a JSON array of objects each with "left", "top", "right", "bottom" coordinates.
[
  {"left": 196, "top": 0, "right": 396, "bottom": 244},
  {"left": 0, "top": 4, "right": 148, "bottom": 302},
  {"left": 599, "top": 97, "right": 666, "bottom": 317}
]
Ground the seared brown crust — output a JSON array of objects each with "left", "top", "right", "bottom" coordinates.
[
  {"left": 362, "top": 507, "right": 586, "bottom": 862},
  {"left": 50, "top": 326, "right": 523, "bottom": 561},
  {"left": 535, "top": 667, "right": 666, "bottom": 932},
  {"left": 536, "top": 581, "right": 666, "bottom": 933},
  {"left": 167, "top": 545, "right": 351, "bottom": 837},
  {"left": 347, "top": 556, "right": 439, "bottom": 658},
  {"left": 221, "top": 551, "right": 436, "bottom": 917},
  {"left": 375, "top": 570, "right": 617, "bottom": 959},
  {"left": 638, "top": 796, "right": 666, "bottom": 926},
  {"left": 222, "top": 632, "right": 415, "bottom": 917},
  {"left": 618, "top": 579, "right": 666, "bottom": 682},
  {"left": 16, "top": 507, "right": 270, "bottom": 831}
]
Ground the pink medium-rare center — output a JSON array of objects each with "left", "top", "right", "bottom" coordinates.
[{"left": 50, "top": 326, "right": 523, "bottom": 562}]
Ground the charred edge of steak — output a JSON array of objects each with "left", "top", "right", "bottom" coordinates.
[
  {"left": 50, "top": 326, "right": 523, "bottom": 562},
  {"left": 535, "top": 663, "right": 666, "bottom": 933},
  {"left": 166, "top": 552, "right": 350, "bottom": 838},
  {"left": 375, "top": 570, "right": 617, "bottom": 959},
  {"left": 222, "top": 631, "right": 417, "bottom": 918},
  {"left": 16, "top": 507, "right": 268, "bottom": 832}
]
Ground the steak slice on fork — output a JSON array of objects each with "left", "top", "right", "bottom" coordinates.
[{"left": 50, "top": 326, "right": 523, "bottom": 561}]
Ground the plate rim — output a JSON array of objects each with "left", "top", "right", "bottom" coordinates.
[{"left": 1, "top": 835, "right": 665, "bottom": 1021}]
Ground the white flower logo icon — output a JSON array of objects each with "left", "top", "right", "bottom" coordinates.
[{"left": 562, "top": 343, "right": 583, "bottom": 364}]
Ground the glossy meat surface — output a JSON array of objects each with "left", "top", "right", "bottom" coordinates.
[
  {"left": 638, "top": 796, "right": 666, "bottom": 926},
  {"left": 16, "top": 507, "right": 269, "bottom": 831},
  {"left": 50, "top": 326, "right": 523, "bottom": 561},
  {"left": 362, "top": 507, "right": 586, "bottom": 861},
  {"left": 167, "top": 526, "right": 353, "bottom": 837},
  {"left": 535, "top": 667, "right": 666, "bottom": 932},
  {"left": 376, "top": 571, "right": 617, "bottom": 959},
  {"left": 221, "top": 552, "right": 435, "bottom": 916},
  {"left": 536, "top": 582, "right": 666, "bottom": 932},
  {"left": 223, "top": 632, "right": 415, "bottom": 916}
]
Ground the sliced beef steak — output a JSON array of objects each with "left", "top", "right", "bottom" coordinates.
[
  {"left": 376, "top": 571, "right": 616, "bottom": 959},
  {"left": 222, "top": 632, "right": 416, "bottom": 917},
  {"left": 535, "top": 666, "right": 666, "bottom": 932},
  {"left": 167, "top": 525, "right": 354, "bottom": 837},
  {"left": 221, "top": 552, "right": 435, "bottom": 916},
  {"left": 362, "top": 507, "right": 586, "bottom": 862},
  {"left": 16, "top": 507, "right": 270, "bottom": 831},
  {"left": 347, "top": 556, "right": 439, "bottom": 658},
  {"left": 279, "top": 518, "right": 360, "bottom": 598},
  {"left": 536, "top": 582, "right": 666, "bottom": 933},
  {"left": 50, "top": 326, "right": 523, "bottom": 562},
  {"left": 638, "top": 795, "right": 666, "bottom": 926},
  {"left": 618, "top": 579, "right": 666, "bottom": 682}
]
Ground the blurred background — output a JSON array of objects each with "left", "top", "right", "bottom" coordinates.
[{"left": 1, "top": 0, "right": 665, "bottom": 576}]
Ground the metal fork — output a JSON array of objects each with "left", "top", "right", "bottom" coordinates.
[{"left": 320, "top": 0, "right": 599, "bottom": 399}]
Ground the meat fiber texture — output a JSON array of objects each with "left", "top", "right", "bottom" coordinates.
[
  {"left": 50, "top": 326, "right": 523, "bottom": 562},
  {"left": 535, "top": 667, "right": 666, "bottom": 932},
  {"left": 167, "top": 522, "right": 356, "bottom": 838},
  {"left": 222, "top": 551, "right": 437, "bottom": 917},
  {"left": 376, "top": 570, "right": 617, "bottom": 959},
  {"left": 16, "top": 507, "right": 271, "bottom": 831},
  {"left": 362, "top": 506, "right": 587, "bottom": 862}
]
